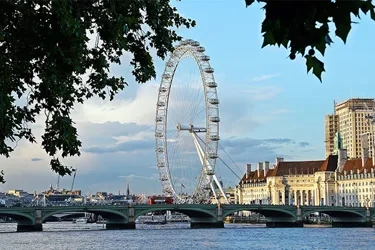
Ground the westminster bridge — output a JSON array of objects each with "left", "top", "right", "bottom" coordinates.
[{"left": 1, "top": 204, "right": 375, "bottom": 232}]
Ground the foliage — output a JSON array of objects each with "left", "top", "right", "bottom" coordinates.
[
  {"left": 0, "top": 0, "right": 195, "bottom": 182},
  {"left": 245, "top": 0, "right": 375, "bottom": 81}
]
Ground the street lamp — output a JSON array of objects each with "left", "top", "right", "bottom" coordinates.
[
  {"left": 370, "top": 181, "right": 374, "bottom": 207},
  {"left": 353, "top": 182, "right": 359, "bottom": 207}
]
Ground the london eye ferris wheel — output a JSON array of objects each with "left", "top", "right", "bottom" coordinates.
[{"left": 155, "top": 39, "right": 228, "bottom": 204}]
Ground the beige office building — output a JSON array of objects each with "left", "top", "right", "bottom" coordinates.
[
  {"left": 325, "top": 98, "right": 375, "bottom": 158},
  {"left": 325, "top": 113, "right": 339, "bottom": 157}
]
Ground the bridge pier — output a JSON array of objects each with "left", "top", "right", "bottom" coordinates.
[
  {"left": 266, "top": 221, "right": 303, "bottom": 228},
  {"left": 190, "top": 212, "right": 224, "bottom": 229},
  {"left": 105, "top": 206, "right": 136, "bottom": 230},
  {"left": 16, "top": 209, "right": 43, "bottom": 232},
  {"left": 190, "top": 221, "right": 224, "bottom": 228},
  {"left": 17, "top": 224, "right": 43, "bottom": 232},
  {"left": 189, "top": 206, "right": 224, "bottom": 229},
  {"left": 106, "top": 222, "right": 136, "bottom": 230}
]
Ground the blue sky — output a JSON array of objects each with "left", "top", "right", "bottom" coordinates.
[{"left": 1, "top": 1, "right": 374, "bottom": 195}]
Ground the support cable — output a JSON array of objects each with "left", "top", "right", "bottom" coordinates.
[
  {"left": 194, "top": 134, "right": 242, "bottom": 181},
  {"left": 217, "top": 157, "right": 242, "bottom": 181},
  {"left": 218, "top": 143, "right": 243, "bottom": 174}
]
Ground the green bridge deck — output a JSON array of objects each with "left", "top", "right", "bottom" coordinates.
[{"left": 0, "top": 204, "right": 373, "bottom": 231}]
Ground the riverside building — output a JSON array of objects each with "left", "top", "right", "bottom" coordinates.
[
  {"left": 325, "top": 98, "right": 375, "bottom": 158},
  {"left": 235, "top": 133, "right": 375, "bottom": 207}
]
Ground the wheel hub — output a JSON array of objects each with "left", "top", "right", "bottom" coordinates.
[{"left": 177, "top": 124, "right": 206, "bottom": 133}]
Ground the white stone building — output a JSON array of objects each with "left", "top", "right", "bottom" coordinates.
[{"left": 235, "top": 133, "right": 375, "bottom": 207}]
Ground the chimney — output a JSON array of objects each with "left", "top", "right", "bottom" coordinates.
[
  {"left": 337, "top": 148, "right": 347, "bottom": 172},
  {"left": 264, "top": 161, "right": 270, "bottom": 177},
  {"left": 276, "top": 157, "right": 284, "bottom": 166},
  {"left": 245, "top": 164, "right": 251, "bottom": 179},
  {"left": 361, "top": 133, "right": 369, "bottom": 167},
  {"left": 257, "top": 162, "right": 263, "bottom": 178}
]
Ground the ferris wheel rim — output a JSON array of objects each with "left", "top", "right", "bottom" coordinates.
[{"left": 155, "top": 39, "right": 220, "bottom": 204}]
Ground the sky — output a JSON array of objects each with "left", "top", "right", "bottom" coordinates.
[{"left": 1, "top": 1, "right": 374, "bottom": 195}]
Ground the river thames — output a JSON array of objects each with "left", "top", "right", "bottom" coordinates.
[{"left": 0, "top": 223, "right": 375, "bottom": 249}]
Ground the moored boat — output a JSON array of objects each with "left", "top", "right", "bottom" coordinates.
[{"left": 73, "top": 217, "right": 88, "bottom": 223}]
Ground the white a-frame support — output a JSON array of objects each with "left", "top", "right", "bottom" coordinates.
[{"left": 191, "top": 132, "right": 229, "bottom": 204}]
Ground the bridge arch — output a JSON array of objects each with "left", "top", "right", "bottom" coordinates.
[
  {"left": 301, "top": 208, "right": 366, "bottom": 220},
  {"left": 134, "top": 206, "right": 217, "bottom": 220},
  {"left": 41, "top": 207, "right": 128, "bottom": 223},
  {"left": 222, "top": 206, "right": 296, "bottom": 220},
  {"left": 0, "top": 210, "right": 35, "bottom": 224}
]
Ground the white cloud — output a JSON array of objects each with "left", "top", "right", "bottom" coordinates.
[
  {"left": 119, "top": 174, "right": 158, "bottom": 181},
  {"left": 77, "top": 83, "right": 159, "bottom": 125},
  {"left": 271, "top": 108, "right": 290, "bottom": 115},
  {"left": 250, "top": 74, "right": 280, "bottom": 82},
  {"left": 245, "top": 85, "right": 282, "bottom": 101},
  {"left": 113, "top": 130, "right": 154, "bottom": 145}
]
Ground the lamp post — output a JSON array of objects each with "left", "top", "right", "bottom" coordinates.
[
  {"left": 370, "top": 181, "right": 374, "bottom": 207},
  {"left": 268, "top": 185, "right": 272, "bottom": 205},
  {"left": 353, "top": 182, "right": 357, "bottom": 207}
]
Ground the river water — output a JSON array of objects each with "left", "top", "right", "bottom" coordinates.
[{"left": 0, "top": 223, "right": 375, "bottom": 249}]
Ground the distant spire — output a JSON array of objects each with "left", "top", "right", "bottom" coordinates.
[
  {"left": 126, "top": 183, "right": 130, "bottom": 198},
  {"left": 333, "top": 131, "right": 343, "bottom": 155},
  {"left": 56, "top": 175, "right": 60, "bottom": 191}
]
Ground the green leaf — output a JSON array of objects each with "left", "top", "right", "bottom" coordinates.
[
  {"left": 262, "top": 31, "right": 276, "bottom": 48},
  {"left": 348, "top": 3, "right": 361, "bottom": 17},
  {"left": 305, "top": 55, "right": 325, "bottom": 82},
  {"left": 315, "top": 40, "right": 326, "bottom": 56},
  {"left": 371, "top": 8, "right": 375, "bottom": 21},
  {"left": 0, "top": 170, "right": 4, "bottom": 184},
  {"left": 245, "top": 0, "right": 255, "bottom": 7},
  {"left": 333, "top": 5, "right": 352, "bottom": 43},
  {"left": 361, "top": 1, "right": 373, "bottom": 14},
  {"left": 335, "top": 22, "right": 351, "bottom": 43},
  {"left": 325, "top": 34, "right": 333, "bottom": 45},
  {"left": 281, "top": 39, "right": 288, "bottom": 49},
  {"left": 261, "top": 20, "right": 273, "bottom": 33}
]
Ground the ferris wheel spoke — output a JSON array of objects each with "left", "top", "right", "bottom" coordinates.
[
  {"left": 168, "top": 135, "right": 182, "bottom": 172},
  {"left": 172, "top": 136, "right": 194, "bottom": 193},
  {"left": 192, "top": 107, "right": 206, "bottom": 125},
  {"left": 185, "top": 77, "right": 202, "bottom": 123}
]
